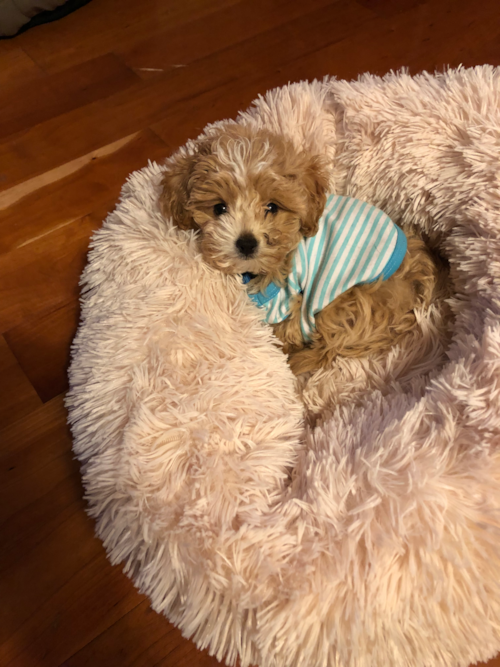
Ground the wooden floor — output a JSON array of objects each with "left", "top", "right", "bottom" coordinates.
[{"left": 1, "top": 0, "right": 500, "bottom": 665}]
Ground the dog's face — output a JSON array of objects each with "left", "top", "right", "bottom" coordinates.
[{"left": 160, "top": 125, "right": 328, "bottom": 283}]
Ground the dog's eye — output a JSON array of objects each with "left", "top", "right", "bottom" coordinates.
[
  {"left": 213, "top": 202, "right": 227, "bottom": 216},
  {"left": 265, "top": 202, "right": 279, "bottom": 215}
]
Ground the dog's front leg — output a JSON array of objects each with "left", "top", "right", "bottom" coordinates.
[
  {"left": 271, "top": 296, "right": 327, "bottom": 375},
  {"left": 271, "top": 295, "right": 305, "bottom": 356}
]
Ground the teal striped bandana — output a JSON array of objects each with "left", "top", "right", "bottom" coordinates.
[{"left": 244, "top": 194, "right": 407, "bottom": 341}]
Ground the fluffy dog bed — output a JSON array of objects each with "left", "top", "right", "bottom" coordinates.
[{"left": 67, "top": 66, "right": 500, "bottom": 667}]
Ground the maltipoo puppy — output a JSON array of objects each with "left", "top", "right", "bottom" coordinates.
[{"left": 160, "top": 123, "right": 443, "bottom": 374}]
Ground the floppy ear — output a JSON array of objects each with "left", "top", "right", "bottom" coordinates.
[
  {"left": 298, "top": 155, "right": 329, "bottom": 238},
  {"left": 160, "top": 150, "right": 199, "bottom": 231}
]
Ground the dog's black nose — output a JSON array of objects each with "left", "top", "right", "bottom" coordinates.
[{"left": 236, "top": 234, "right": 258, "bottom": 258}]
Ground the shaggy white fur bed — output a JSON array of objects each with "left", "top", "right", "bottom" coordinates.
[{"left": 67, "top": 66, "right": 500, "bottom": 667}]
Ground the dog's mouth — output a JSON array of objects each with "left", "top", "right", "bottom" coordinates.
[
  {"left": 218, "top": 258, "right": 266, "bottom": 275},
  {"left": 199, "top": 251, "right": 259, "bottom": 275},
  {"left": 198, "top": 226, "right": 291, "bottom": 278},
  {"left": 200, "top": 242, "right": 268, "bottom": 276}
]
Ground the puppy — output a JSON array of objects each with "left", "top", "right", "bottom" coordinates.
[{"left": 160, "top": 123, "right": 443, "bottom": 374}]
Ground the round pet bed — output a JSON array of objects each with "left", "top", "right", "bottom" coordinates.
[{"left": 67, "top": 66, "right": 500, "bottom": 667}]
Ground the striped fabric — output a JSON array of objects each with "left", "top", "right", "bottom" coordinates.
[{"left": 247, "top": 194, "right": 407, "bottom": 341}]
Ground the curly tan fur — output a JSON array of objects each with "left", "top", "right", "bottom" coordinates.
[
  {"left": 161, "top": 124, "right": 448, "bottom": 374},
  {"left": 274, "top": 237, "right": 450, "bottom": 374},
  {"left": 161, "top": 123, "right": 328, "bottom": 288}
]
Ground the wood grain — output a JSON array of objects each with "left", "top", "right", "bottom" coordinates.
[
  {"left": 119, "top": 0, "right": 338, "bottom": 78},
  {"left": 355, "top": 0, "right": 426, "bottom": 17},
  {"left": 151, "top": 76, "right": 282, "bottom": 153},
  {"left": 1, "top": 0, "right": 500, "bottom": 665},
  {"left": 0, "top": 130, "right": 168, "bottom": 254},
  {"left": 0, "top": 208, "right": 103, "bottom": 333},
  {"left": 272, "top": 0, "right": 500, "bottom": 82},
  {"left": 0, "top": 534, "right": 140, "bottom": 667},
  {"left": 4, "top": 301, "right": 80, "bottom": 402},
  {"left": 0, "top": 394, "right": 77, "bottom": 529},
  {"left": 0, "top": 53, "right": 140, "bottom": 142},
  {"left": 63, "top": 600, "right": 221, "bottom": 667},
  {"left": 0, "top": 41, "right": 43, "bottom": 88},
  {"left": 0, "top": 1, "right": 376, "bottom": 192},
  {"left": 0, "top": 336, "right": 42, "bottom": 430},
  {"left": 18, "top": 0, "right": 242, "bottom": 74}
]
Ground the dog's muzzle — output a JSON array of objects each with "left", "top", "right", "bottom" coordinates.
[{"left": 236, "top": 233, "right": 258, "bottom": 258}]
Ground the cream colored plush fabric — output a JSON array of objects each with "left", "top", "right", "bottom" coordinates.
[{"left": 67, "top": 67, "right": 500, "bottom": 667}]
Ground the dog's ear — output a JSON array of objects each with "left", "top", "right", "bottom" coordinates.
[
  {"left": 297, "top": 155, "right": 329, "bottom": 238},
  {"left": 160, "top": 150, "right": 199, "bottom": 231}
]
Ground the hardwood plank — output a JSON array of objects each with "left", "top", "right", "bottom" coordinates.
[
  {"left": 0, "top": 205, "right": 108, "bottom": 334},
  {"left": 151, "top": 76, "right": 281, "bottom": 154},
  {"left": 0, "top": 336, "right": 42, "bottom": 430},
  {"left": 0, "top": 393, "right": 67, "bottom": 459},
  {"left": 0, "top": 395, "right": 81, "bottom": 572},
  {"left": 0, "top": 1, "right": 377, "bottom": 193},
  {"left": 403, "top": 2, "right": 500, "bottom": 71},
  {"left": 482, "top": 658, "right": 500, "bottom": 667},
  {"left": 0, "top": 471, "right": 82, "bottom": 576},
  {"left": 273, "top": 0, "right": 500, "bottom": 82},
  {"left": 0, "top": 134, "right": 138, "bottom": 211},
  {"left": 0, "top": 394, "right": 128, "bottom": 663},
  {"left": 63, "top": 600, "right": 220, "bottom": 667},
  {"left": 5, "top": 301, "right": 79, "bottom": 403},
  {"left": 119, "top": 0, "right": 336, "bottom": 80},
  {"left": 0, "top": 536, "right": 142, "bottom": 667},
  {"left": 0, "top": 53, "right": 140, "bottom": 141},
  {"left": 355, "top": 0, "right": 426, "bottom": 17},
  {"left": 155, "top": 644, "right": 223, "bottom": 667},
  {"left": 460, "top": 35, "right": 500, "bottom": 68},
  {"left": 0, "top": 394, "right": 70, "bottom": 474},
  {"left": 4, "top": 0, "right": 495, "bottom": 193},
  {"left": 152, "top": 0, "right": 500, "bottom": 150},
  {"left": 0, "top": 506, "right": 101, "bottom": 645},
  {"left": 0, "top": 421, "right": 136, "bottom": 662},
  {"left": 0, "top": 129, "right": 168, "bottom": 254},
  {"left": 0, "top": 41, "right": 43, "bottom": 88},
  {"left": 478, "top": 658, "right": 500, "bottom": 667},
  {"left": 18, "top": 0, "right": 241, "bottom": 74},
  {"left": 0, "top": 395, "right": 76, "bottom": 528}
]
